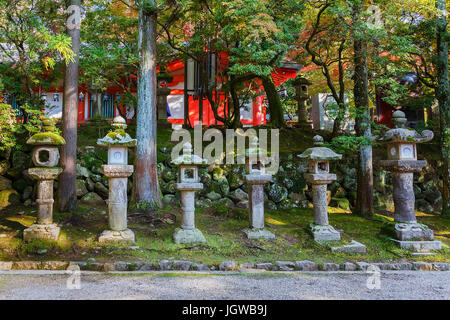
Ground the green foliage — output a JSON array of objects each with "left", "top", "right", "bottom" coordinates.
[
  {"left": 325, "top": 135, "right": 372, "bottom": 154},
  {"left": 0, "top": 0, "right": 74, "bottom": 107},
  {"left": 0, "top": 103, "right": 44, "bottom": 153}
]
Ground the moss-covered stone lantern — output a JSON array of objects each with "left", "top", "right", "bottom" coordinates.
[
  {"left": 23, "top": 119, "right": 65, "bottom": 241},
  {"left": 298, "top": 135, "right": 342, "bottom": 242},
  {"left": 243, "top": 136, "right": 274, "bottom": 239},
  {"left": 171, "top": 142, "right": 207, "bottom": 244},
  {"left": 378, "top": 110, "right": 441, "bottom": 252},
  {"left": 292, "top": 75, "right": 312, "bottom": 124},
  {"left": 97, "top": 116, "right": 136, "bottom": 244}
]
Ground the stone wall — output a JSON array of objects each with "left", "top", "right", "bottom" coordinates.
[{"left": 0, "top": 144, "right": 443, "bottom": 214}]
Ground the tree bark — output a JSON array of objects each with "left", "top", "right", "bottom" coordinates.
[
  {"left": 58, "top": 0, "right": 80, "bottom": 213},
  {"left": 261, "top": 76, "right": 284, "bottom": 127},
  {"left": 134, "top": 2, "right": 161, "bottom": 208},
  {"left": 436, "top": 0, "right": 449, "bottom": 217},
  {"left": 353, "top": 0, "right": 374, "bottom": 217}
]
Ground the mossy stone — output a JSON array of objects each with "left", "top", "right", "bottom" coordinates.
[
  {"left": 27, "top": 132, "right": 66, "bottom": 146},
  {"left": 0, "top": 189, "right": 20, "bottom": 210}
]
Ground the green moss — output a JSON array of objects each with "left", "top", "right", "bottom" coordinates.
[
  {"left": 0, "top": 189, "right": 19, "bottom": 210},
  {"left": 27, "top": 132, "right": 66, "bottom": 146}
]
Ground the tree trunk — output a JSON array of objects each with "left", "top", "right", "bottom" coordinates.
[
  {"left": 436, "top": 0, "right": 449, "bottom": 217},
  {"left": 353, "top": 0, "right": 374, "bottom": 217},
  {"left": 134, "top": 2, "right": 161, "bottom": 208},
  {"left": 261, "top": 76, "right": 284, "bottom": 127},
  {"left": 331, "top": 107, "right": 345, "bottom": 137},
  {"left": 58, "top": 0, "right": 80, "bottom": 213}
]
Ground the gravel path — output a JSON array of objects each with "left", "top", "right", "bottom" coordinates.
[{"left": 0, "top": 271, "right": 448, "bottom": 300}]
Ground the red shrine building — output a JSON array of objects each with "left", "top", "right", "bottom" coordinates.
[{"left": 2, "top": 54, "right": 301, "bottom": 127}]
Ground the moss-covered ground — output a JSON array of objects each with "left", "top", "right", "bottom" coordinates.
[
  {"left": 0, "top": 202, "right": 448, "bottom": 264},
  {"left": 1, "top": 121, "right": 447, "bottom": 265}
]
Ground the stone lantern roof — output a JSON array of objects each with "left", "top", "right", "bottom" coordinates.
[
  {"left": 26, "top": 119, "right": 66, "bottom": 146},
  {"left": 171, "top": 142, "right": 207, "bottom": 165},
  {"left": 298, "top": 135, "right": 342, "bottom": 160},
  {"left": 378, "top": 111, "right": 433, "bottom": 144},
  {"left": 97, "top": 116, "right": 136, "bottom": 147},
  {"left": 291, "top": 75, "right": 312, "bottom": 86}
]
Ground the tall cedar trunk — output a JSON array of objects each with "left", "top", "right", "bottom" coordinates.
[
  {"left": 261, "top": 76, "right": 284, "bottom": 127},
  {"left": 436, "top": 0, "right": 449, "bottom": 217},
  {"left": 353, "top": 0, "right": 374, "bottom": 217},
  {"left": 58, "top": 0, "right": 80, "bottom": 212},
  {"left": 134, "top": 3, "right": 161, "bottom": 207}
]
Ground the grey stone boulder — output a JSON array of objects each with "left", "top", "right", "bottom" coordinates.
[
  {"left": 22, "top": 185, "right": 33, "bottom": 201},
  {"left": 424, "top": 191, "right": 442, "bottom": 206},
  {"left": 76, "top": 164, "right": 90, "bottom": 178},
  {"left": 192, "top": 263, "right": 210, "bottom": 271},
  {"left": 288, "top": 192, "right": 306, "bottom": 204},
  {"left": 276, "top": 261, "right": 295, "bottom": 271},
  {"left": 219, "top": 260, "right": 237, "bottom": 271},
  {"left": 416, "top": 199, "right": 434, "bottom": 213},
  {"left": 343, "top": 262, "right": 357, "bottom": 271},
  {"left": 0, "top": 176, "right": 12, "bottom": 191},
  {"left": 265, "top": 200, "right": 277, "bottom": 210},
  {"left": 196, "top": 198, "right": 213, "bottom": 207},
  {"left": 267, "top": 184, "right": 288, "bottom": 204},
  {"left": 159, "top": 260, "right": 173, "bottom": 271},
  {"left": 85, "top": 177, "right": 95, "bottom": 192},
  {"left": 228, "top": 172, "right": 244, "bottom": 190},
  {"left": 76, "top": 179, "right": 88, "bottom": 198},
  {"left": 206, "top": 191, "right": 221, "bottom": 201},
  {"left": 239, "top": 262, "right": 255, "bottom": 270},
  {"left": 217, "top": 197, "right": 234, "bottom": 207},
  {"left": 80, "top": 192, "right": 105, "bottom": 206},
  {"left": 295, "top": 260, "right": 318, "bottom": 271},
  {"left": 321, "top": 263, "right": 340, "bottom": 271},
  {"left": 278, "top": 198, "right": 295, "bottom": 209},
  {"left": 173, "top": 260, "right": 192, "bottom": 271},
  {"left": 139, "top": 263, "right": 155, "bottom": 271},
  {"left": 215, "top": 176, "right": 230, "bottom": 195},
  {"left": 391, "top": 263, "right": 412, "bottom": 270},
  {"left": 162, "top": 168, "right": 176, "bottom": 182},
  {"left": 236, "top": 200, "right": 249, "bottom": 209},
  {"left": 229, "top": 188, "right": 248, "bottom": 202},
  {"left": 432, "top": 263, "right": 450, "bottom": 271},
  {"left": 256, "top": 263, "right": 278, "bottom": 271},
  {"left": 113, "top": 261, "right": 129, "bottom": 271},
  {"left": 90, "top": 174, "right": 102, "bottom": 183},
  {"left": 330, "top": 240, "right": 367, "bottom": 254},
  {"left": 162, "top": 194, "right": 176, "bottom": 207},
  {"left": 94, "top": 182, "right": 109, "bottom": 199},
  {"left": 356, "top": 261, "right": 370, "bottom": 271},
  {"left": 412, "top": 261, "right": 433, "bottom": 271}
]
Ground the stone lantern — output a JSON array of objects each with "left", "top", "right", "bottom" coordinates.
[
  {"left": 243, "top": 136, "right": 274, "bottom": 239},
  {"left": 157, "top": 68, "right": 173, "bottom": 120},
  {"left": 23, "top": 119, "right": 65, "bottom": 241},
  {"left": 379, "top": 110, "right": 441, "bottom": 252},
  {"left": 171, "top": 142, "right": 207, "bottom": 244},
  {"left": 97, "top": 116, "right": 136, "bottom": 244},
  {"left": 292, "top": 75, "right": 312, "bottom": 124},
  {"left": 298, "top": 135, "right": 342, "bottom": 242}
]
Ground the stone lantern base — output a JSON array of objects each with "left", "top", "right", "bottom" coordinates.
[
  {"left": 395, "top": 222, "right": 434, "bottom": 241},
  {"left": 173, "top": 228, "right": 206, "bottom": 244},
  {"left": 310, "top": 224, "right": 340, "bottom": 242},
  {"left": 23, "top": 223, "right": 60, "bottom": 241},
  {"left": 391, "top": 222, "right": 442, "bottom": 253},
  {"left": 391, "top": 239, "right": 442, "bottom": 252},
  {"left": 98, "top": 229, "right": 135, "bottom": 244},
  {"left": 242, "top": 228, "right": 275, "bottom": 240}
]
